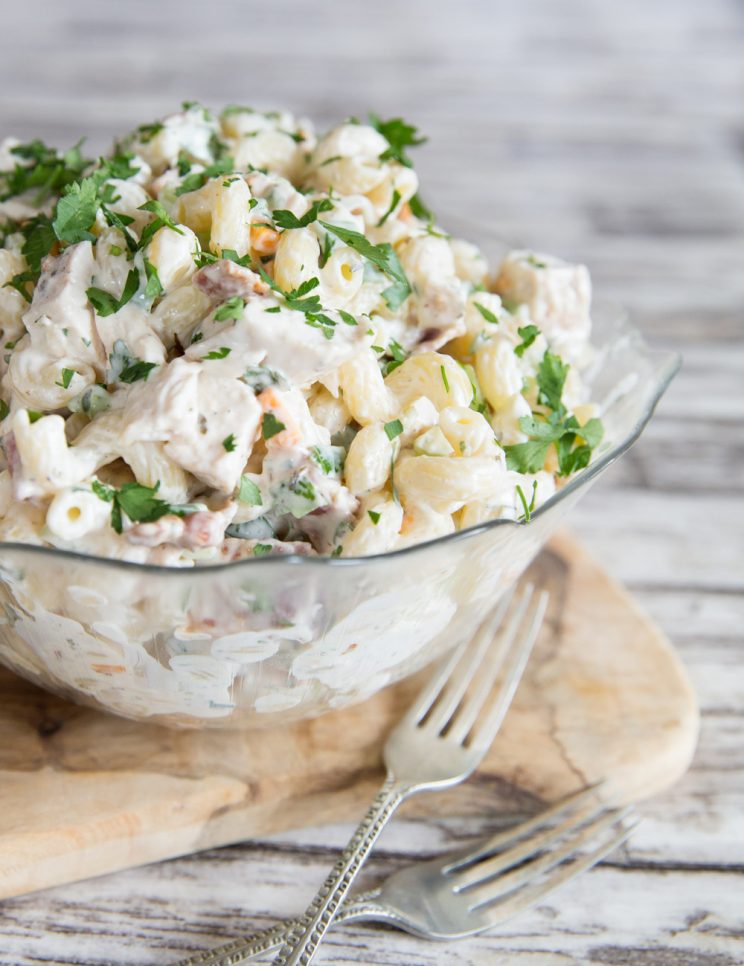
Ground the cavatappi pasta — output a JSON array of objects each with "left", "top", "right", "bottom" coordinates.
[{"left": 0, "top": 105, "right": 603, "bottom": 565}]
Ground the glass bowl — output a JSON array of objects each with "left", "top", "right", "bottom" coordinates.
[{"left": 0, "top": 305, "right": 678, "bottom": 729}]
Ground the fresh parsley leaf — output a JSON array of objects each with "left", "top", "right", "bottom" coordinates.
[
  {"left": 138, "top": 199, "right": 185, "bottom": 249},
  {"left": 384, "top": 418, "right": 403, "bottom": 441},
  {"left": 514, "top": 324, "right": 540, "bottom": 357},
  {"left": 119, "top": 360, "right": 157, "bottom": 383},
  {"left": 86, "top": 267, "right": 140, "bottom": 317},
  {"left": 222, "top": 433, "right": 237, "bottom": 452},
  {"left": 474, "top": 302, "right": 499, "bottom": 325},
  {"left": 368, "top": 509, "right": 381, "bottom": 525},
  {"left": 214, "top": 297, "right": 245, "bottom": 322},
  {"left": 272, "top": 198, "right": 333, "bottom": 230},
  {"left": 319, "top": 222, "right": 411, "bottom": 309},
  {"left": 174, "top": 158, "right": 235, "bottom": 196},
  {"left": 377, "top": 188, "right": 401, "bottom": 226},
  {"left": 368, "top": 114, "right": 427, "bottom": 167},
  {"left": 204, "top": 345, "right": 232, "bottom": 359},
  {"left": 577, "top": 417, "right": 604, "bottom": 449},
  {"left": 4, "top": 271, "right": 36, "bottom": 303},
  {"left": 0, "top": 399, "right": 9, "bottom": 421},
  {"left": 338, "top": 310, "right": 358, "bottom": 327},
  {"left": 55, "top": 368, "right": 74, "bottom": 389},
  {"left": 143, "top": 260, "right": 163, "bottom": 300},
  {"left": 262, "top": 412, "right": 285, "bottom": 439},
  {"left": 504, "top": 439, "right": 552, "bottom": 474},
  {"left": 21, "top": 215, "right": 56, "bottom": 273},
  {"left": 252, "top": 542, "right": 273, "bottom": 557},
  {"left": 537, "top": 350, "right": 569, "bottom": 416},
  {"left": 238, "top": 476, "right": 262, "bottom": 505},
  {"left": 408, "top": 193, "right": 433, "bottom": 221},
  {"left": 27, "top": 410, "right": 43, "bottom": 423},
  {"left": 283, "top": 276, "right": 322, "bottom": 313},
  {"left": 527, "top": 254, "right": 547, "bottom": 269},
  {"left": 52, "top": 177, "right": 99, "bottom": 243}
]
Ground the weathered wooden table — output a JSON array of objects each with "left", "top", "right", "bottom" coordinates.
[{"left": 0, "top": 0, "right": 742, "bottom": 962}]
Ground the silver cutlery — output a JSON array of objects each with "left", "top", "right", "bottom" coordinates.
[
  {"left": 178, "top": 785, "right": 634, "bottom": 964},
  {"left": 179, "top": 583, "right": 548, "bottom": 966}
]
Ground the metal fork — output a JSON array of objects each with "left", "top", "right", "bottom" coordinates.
[
  {"left": 203, "top": 584, "right": 545, "bottom": 965},
  {"left": 265, "top": 583, "right": 547, "bottom": 964},
  {"left": 177, "top": 786, "right": 635, "bottom": 964}
]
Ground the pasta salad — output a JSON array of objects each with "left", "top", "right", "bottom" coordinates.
[{"left": 0, "top": 104, "right": 603, "bottom": 566}]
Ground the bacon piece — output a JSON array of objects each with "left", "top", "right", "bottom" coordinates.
[{"left": 193, "top": 260, "right": 269, "bottom": 301}]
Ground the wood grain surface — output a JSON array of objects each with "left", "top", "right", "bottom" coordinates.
[
  {"left": 0, "top": 531, "right": 698, "bottom": 902},
  {"left": 0, "top": 0, "right": 742, "bottom": 963}
]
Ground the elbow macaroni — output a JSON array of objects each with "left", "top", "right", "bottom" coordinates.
[{"left": 0, "top": 104, "right": 600, "bottom": 563}]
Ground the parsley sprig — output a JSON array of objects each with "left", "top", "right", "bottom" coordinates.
[
  {"left": 504, "top": 350, "right": 604, "bottom": 476},
  {"left": 272, "top": 198, "right": 333, "bottom": 230},
  {"left": 368, "top": 114, "right": 427, "bottom": 168},
  {"left": 92, "top": 480, "right": 199, "bottom": 534},
  {"left": 319, "top": 221, "right": 411, "bottom": 309}
]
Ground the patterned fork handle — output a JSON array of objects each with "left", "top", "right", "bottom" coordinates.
[
  {"left": 269, "top": 773, "right": 407, "bottom": 965},
  {"left": 175, "top": 891, "right": 383, "bottom": 965}
]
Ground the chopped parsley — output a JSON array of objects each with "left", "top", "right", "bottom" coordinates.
[
  {"left": 87, "top": 267, "right": 140, "bottom": 317},
  {"left": 514, "top": 324, "right": 540, "bottom": 358},
  {"left": 384, "top": 418, "right": 403, "bottom": 441},
  {"left": 92, "top": 479, "right": 193, "bottom": 534},
  {"left": 310, "top": 445, "right": 344, "bottom": 475},
  {"left": 252, "top": 543, "right": 273, "bottom": 557},
  {"left": 27, "top": 410, "right": 43, "bottom": 423},
  {"left": 504, "top": 349, "right": 604, "bottom": 476},
  {"left": 222, "top": 433, "right": 237, "bottom": 452},
  {"left": 143, "top": 260, "right": 163, "bottom": 301},
  {"left": 377, "top": 189, "right": 401, "bottom": 227},
  {"left": 174, "top": 157, "right": 235, "bottom": 196},
  {"left": 107, "top": 339, "right": 157, "bottom": 384},
  {"left": 52, "top": 177, "right": 99, "bottom": 244},
  {"left": 55, "top": 368, "right": 75, "bottom": 389},
  {"left": 409, "top": 193, "right": 433, "bottom": 222},
  {"left": 369, "top": 114, "right": 427, "bottom": 168},
  {"left": 0, "top": 400, "right": 9, "bottom": 421},
  {"left": 204, "top": 346, "right": 231, "bottom": 360},
  {"left": 381, "top": 339, "right": 407, "bottom": 376},
  {"left": 474, "top": 302, "right": 499, "bottom": 326},
  {"left": 119, "top": 360, "right": 157, "bottom": 384},
  {"left": 368, "top": 510, "right": 381, "bottom": 525},
  {"left": 138, "top": 199, "right": 184, "bottom": 249},
  {"left": 214, "top": 297, "right": 245, "bottom": 322},
  {"left": 272, "top": 198, "right": 333, "bottom": 230},
  {"left": 261, "top": 412, "right": 286, "bottom": 439},
  {"left": 319, "top": 221, "right": 411, "bottom": 309},
  {"left": 338, "top": 310, "right": 358, "bottom": 327}
]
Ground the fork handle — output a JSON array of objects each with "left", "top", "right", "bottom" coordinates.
[
  {"left": 172, "top": 891, "right": 384, "bottom": 965},
  {"left": 270, "top": 773, "right": 408, "bottom": 965}
]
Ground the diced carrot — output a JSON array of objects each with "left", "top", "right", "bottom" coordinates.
[{"left": 250, "top": 224, "right": 280, "bottom": 255}]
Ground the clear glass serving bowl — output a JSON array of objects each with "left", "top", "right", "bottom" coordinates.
[{"left": 0, "top": 305, "right": 678, "bottom": 729}]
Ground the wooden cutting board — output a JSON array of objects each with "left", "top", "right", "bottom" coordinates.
[{"left": 0, "top": 530, "right": 698, "bottom": 900}]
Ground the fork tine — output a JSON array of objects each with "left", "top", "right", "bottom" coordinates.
[
  {"left": 464, "top": 807, "right": 634, "bottom": 908},
  {"left": 404, "top": 588, "right": 516, "bottom": 727},
  {"left": 443, "top": 783, "right": 605, "bottom": 874},
  {"left": 453, "top": 797, "right": 609, "bottom": 891},
  {"left": 468, "top": 819, "right": 638, "bottom": 922},
  {"left": 421, "top": 588, "right": 518, "bottom": 734},
  {"left": 449, "top": 588, "right": 547, "bottom": 748}
]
